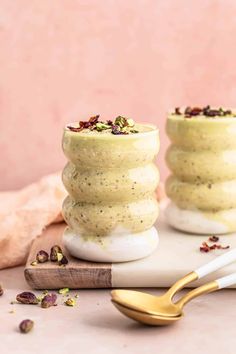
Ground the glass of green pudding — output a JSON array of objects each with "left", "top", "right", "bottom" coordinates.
[
  {"left": 62, "top": 116, "right": 160, "bottom": 262},
  {"left": 165, "top": 106, "right": 236, "bottom": 234}
]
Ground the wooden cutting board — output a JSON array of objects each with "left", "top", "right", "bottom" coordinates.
[{"left": 25, "top": 212, "right": 236, "bottom": 289}]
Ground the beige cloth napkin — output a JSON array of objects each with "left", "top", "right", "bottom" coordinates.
[
  {"left": 0, "top": 173, "right": 67, "bottom": 270},
  {"left": 0, "top": 173, "right": 165, "bottom": 270}
]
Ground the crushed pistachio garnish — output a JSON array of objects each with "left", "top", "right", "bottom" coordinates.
[
  {"left": 56, "top": 252, "right": 64, "bottom": 262},
  {"left": 58, "top": 255, "right": 69, "bottom": 266},
  {"left": 36, "top": 250, "right": 49, "bottom": 263},
  {"left": 30, "top": 261, "right": 37, "bottom": 266},
  {"left": 64, "top": 298, "right": 76, "bottom": 307},
  {"left": 58, "top": 288, "right": 70, "bottom": 295},
  {"left": 95, "top": 122, "right": 111, "bottom": 131},
  {"left": 37, "top": 295, "right": 43, "bottom": 302},
  {"left": 50, "top": 245, "right": 63, "bottom": 262},
  {"left": 173, "top": 106, "right": 235, "bottom": 118},
  {"left": 67, "top": 115, "right": 139, "bottom": 134}
]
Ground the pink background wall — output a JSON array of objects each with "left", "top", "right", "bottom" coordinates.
[{"left": 1, "top": 0, "right": 236, "bottom": 190}]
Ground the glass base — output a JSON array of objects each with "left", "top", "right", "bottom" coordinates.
[
  {"left": 165, "top": 202, "right": 236, "bottom": 235},
  {"left": 63, "top": 226, "right": 159, "bottom": 263}
]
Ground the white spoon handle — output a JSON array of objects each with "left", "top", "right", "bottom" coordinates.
[
  {"left": 195, "top": 248, "right": 236, "bottom": 279},
  {"left": 216, "top": 273, "right": 236, "bottom": 289},
  {"left": 177, "top": 273, "right": 236, "bottom": 307}
]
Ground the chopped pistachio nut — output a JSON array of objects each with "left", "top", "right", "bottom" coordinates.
[
  {"left": 9, "top": 310, "right": 15, "bottom": 314},
  {"left": 56, "top": 252, "right": 64, "bottom": 262},
  {"left": 30, "top": 261, "right": 37, "bottom": 266},
  {"left": 126, "top": 118, "right": 135, "bottom": 127},
  {"left": 64, "top": 298, "right": 76, "bottom": 307},
  {"left": 74, "top": 294, "right": 79, "bottom": 298},
  {"left": 95, "top": 122, "right": 111, "bottom": 131},
  {"left": 37, "top": 295, "right": 43, "bottom": 302},
  {"left": 130, "top": 129, "right": 139, "bottom": 133},
  {"left": 58, "top": 255, "right": 69, "bottom": 266},
  {"left": 19, "top": 319, "right": 34, "bottom": 334},
  {"left": 50, "top": 245, "right": 63, "bottom": 262},
  {"left": 114, "top": 116, "right": 128, "bottom": 128},
  {"left": 16, "top": 292, "right": 39, "bottom": 305},
  {"left": 36, "top": 250, "right": 49, "bottom": 263},
  {"left": 41, "top": 293, "right": 57, "bottom": 308},
  {"left": 58, "top": 288, "right": 70, "bottom": 295},
  {"left": 37, "top": 290, "right": 48, "bottom": 302}
]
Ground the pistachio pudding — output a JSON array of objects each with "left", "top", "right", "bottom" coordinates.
[
  {"left": 62, "top": 115, "right": 160, "bottom": 262},
  {"left": 165, "top": 106, "right": 236, "bottom": 234}
]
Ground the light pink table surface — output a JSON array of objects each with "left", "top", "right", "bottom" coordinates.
[{"left": 0, "top": 267, "right": 235, "bottom": 354}]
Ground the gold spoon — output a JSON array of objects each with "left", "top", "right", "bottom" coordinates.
[
  {"left": 111, "top": 248, "right": 236, "bottom": 324},
  {"left": 111, "top": 273, "right": 236, "bottom": 326}
]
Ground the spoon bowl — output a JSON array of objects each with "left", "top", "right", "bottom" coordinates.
[
  {"left": 112, "top": 300, "right": 183, "bottom": 326},
  {"left": 111, "top": 289, "right": 182, "bottom": 317}
]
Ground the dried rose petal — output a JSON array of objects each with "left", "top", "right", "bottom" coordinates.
[
  {"left": 223, "top": 109, "right": 232, "bottom": 115},
  {"left": 36, "top": 250, "right": 49, "bottom": 263},
  {"left": 16, "top": 292, "right": 39, "bottom": 305},
  {"left": 184, "top": 107, "right": 202, "bottom": 117},
  {"left": 184, "top": 106, "right": 192, "bottom": 115},
  {"left": 182, "top": 106, "right": 234, "bottom": 118},
  {"left": 89, "top": 115, "right": 100, "bottom": 124},
  {"left": 202, "top": 105, "right": 210, "bottom": 114},
  {"left": 200, "top": 240, "right": 230, "bottom": 253},
  {"left": 83, "top": 121, "right": 91, "bottom": 128},
  {"left": 175, "top": 107, "right": 181, "bottom": 115},
  {"left": 50, "top": 245, "right": 62, "bottom": 262},
  {"left": 19, "top": 319, "right": 34, "bottom": 333},
  {"left": 190, "top": 107, "right": 202, "bottom": 116},
  {"left": 209, "top": 236, "right": 219, "bottom": 243},
  {"left": 200, "top": 242, "right": 210, "bottom": 253},
  {"left": 205, "top": 109, "right": 221, "bottom": 117},
  {"left": 111, "top": 125, "right": 128, "bottom": 135},
  {"left": 67, "top": 125, "right": 83, "bottom": 132},
  {"left": 41, "top": 293, "right": 57, "bottom": 308},
  {"left": 213, "top": 244, "right": 230, "bottom": 250}
]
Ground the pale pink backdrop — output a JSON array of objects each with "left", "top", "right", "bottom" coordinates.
[{"left": 1, "top": 0, "right": 236, "bottom": 190}]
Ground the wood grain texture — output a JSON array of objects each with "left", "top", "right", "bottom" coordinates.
[{"left": 24, "top": 223, "right": 112, "bottom": 289}]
